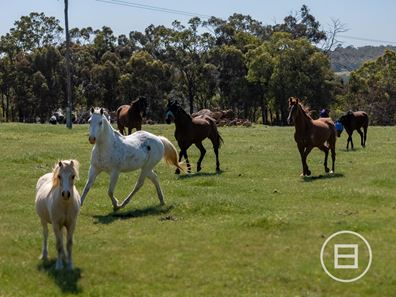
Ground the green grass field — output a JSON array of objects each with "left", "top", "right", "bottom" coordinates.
[{"left": 0, "top": 123, "right": 395, "bottom": 297}]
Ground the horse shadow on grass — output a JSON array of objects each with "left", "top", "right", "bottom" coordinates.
[
  {"left": 302, "top": 172, "right": 344, "bottom": 182},
  {"left": 177, "top": 170, "right": 224, "bottom": 180},
  {"left": 37, "top": 259, "right": 82, "bottom": 294},
  {"left": 92, "top": 204, "right": 174, "bottom": 224}
]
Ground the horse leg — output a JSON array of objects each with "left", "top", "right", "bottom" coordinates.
[
  {"left": 214, "top": 146, "right": 220, "bottom": 172},
  {"left": 66, "top": 222, "right": 76, "bottom": 271},
  {"left": 175, "top": 150, "right": 183, "bottom": 175},
  {"left": 297, "top": 144, "right": 305, "bottom": 176},
  {"left": 53, "top": 224, "right": 65, "bottom": 270},
  {"left": 330, "top": 146, "right": 336, "bottom": 173},
  {"left": 303, "top": 147, "right": 313, "bottom": 176},
  {"left": 195, "top": 142, "right": 206, "bottom": 172},
  {"left": 319, "top": 145, "right": 330, "bottom": 173},
  {"left": 80, "top": 165, "right": 100, "bottom": 206},
  {"left": 119, "top": 170, "right": 147, "bottom": 209},
  {"left": 108, "top": 171, "right": 121, "bottom": 211},
  {"left": 357, "top": 128, "right": 364, "bottom": 148},
  {"left": 40, "top": 220, "right": 49, "bottom": 261},
  {"left": 147, "top": 170, "right": 165, "bottom": 205},
  {"left": 183, "top": 149, "right": 191, "bottom": 173},
  {"left": 363, "top": 126, "right": 368, "bottom": 147},
  {"left": 118, "top": 123, "right": 124, "bottom": 135},
  {"left": 347, "top": 132, "right": 354, "bottom": 150}
]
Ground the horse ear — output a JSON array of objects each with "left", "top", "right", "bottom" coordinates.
[
  {"left": 90, "top": 107, "right": 94, "bottom": 114},
  {"left": 58, "top": 161, "right": 63, "bottom": 167},
  {"left": 100, "top": 108, "right": 104, "bottom": 115}
]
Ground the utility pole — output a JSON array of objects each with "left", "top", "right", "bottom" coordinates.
[{"left": 64, "top": 0, "right": 72, "bottom": 129}]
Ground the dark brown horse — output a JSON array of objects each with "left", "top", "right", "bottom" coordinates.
[
  {"left": 337, "top": 111, "right": 368, "bottom": 150},
  {"left": 116, "top": 96, "right": 147, "bottom": 135},
  {"left": 287, "top": 97, "right": 336, "bottom": 176},
  {"left": 165, "top": 100, "right": 223, "bottom": 174}
]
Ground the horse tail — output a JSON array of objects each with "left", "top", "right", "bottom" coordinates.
[
  {"left": 327, "top": 120, "right": 337, "bottom": 148},
  {"left": 207, "top": 117, "right": 224, "bottom": 148},
  {"left": 158, "top": 136, "right": 184, "bottom": 171}
]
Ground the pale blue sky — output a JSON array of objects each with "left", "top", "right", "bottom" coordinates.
[{"left": 1, "top": 0, "right": 395, "bottom": 47}]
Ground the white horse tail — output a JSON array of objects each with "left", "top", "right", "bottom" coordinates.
[{"left": 158, "top": 136, "right": 184, "bottom": 171}]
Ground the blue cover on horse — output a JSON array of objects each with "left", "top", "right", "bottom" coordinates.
[{"left": 335, "top": 120, "right": 344, "bottom": 132}]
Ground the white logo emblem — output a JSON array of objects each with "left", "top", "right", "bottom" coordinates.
[{"left": 320, "top": 230, "right": 372, "bottom": 283}]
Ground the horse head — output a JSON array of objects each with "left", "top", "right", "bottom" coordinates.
[
  {"left": 165, "top": 100, "right": 180, "bottom": 124},
  {"left": 52, "top": 160, "right": 79, "bottom": 201},
  {"left": 287, "top": 97, "right": 299, "bottom": 124},
  {"left": 88, "top": 107, "right": 106, "bottom": 144},
  {"left": 132, "top": 96, "right": 148, "bottom": 117}
]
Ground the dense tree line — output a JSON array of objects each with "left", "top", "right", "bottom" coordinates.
[{"left": 0, "top": 7, "right": 395, "bottom": 125}]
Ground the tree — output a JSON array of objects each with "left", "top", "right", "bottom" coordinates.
[
  {"left": 273, "top": 5, "right": 326, "bottom": 44},
  {"left": 247, "top": 33, "right": 336, "bottom": 124},
  {"left": 346, "top": 50, "right": 396, "bottom": 125},
  {"left": 125, "top": 50, "right": 171, "bottom": 120}
]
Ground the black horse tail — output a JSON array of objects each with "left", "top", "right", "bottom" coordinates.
[{"left": 207, "top": 117, "right": 224, "bottom": 148}]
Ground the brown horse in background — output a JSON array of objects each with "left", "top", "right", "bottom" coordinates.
[
  {"left": 287, "top": 97, "right": 336, "bottom": 176},
  {"left": 337, "top": 111, "right": 369, "bottom": 150},
  {"left": 116, "top": 96, "right": 147, "bottom": 135},
  {"left": 165, "top": 100, "right": 223, "bottom": 174}
]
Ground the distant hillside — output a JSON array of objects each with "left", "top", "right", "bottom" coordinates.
[{"left": 329, "top": 45, "right": 396, "bottom": 72}]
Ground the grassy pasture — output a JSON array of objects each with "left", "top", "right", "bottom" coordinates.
[{"left": 0, "top": 123, "right": 395, "bottom": 297}]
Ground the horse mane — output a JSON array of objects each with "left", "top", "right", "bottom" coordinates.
[
  {"left": 130, "top": 98, "right": 140, "bottom": 106},
  {"left": 51, "top": 160, "right": 80, "bottom": 188},
  {"left": 297, "top": 102, "right": 313, "bottom": 120},
  {"left": 177, "top": 105, "right": 193, "bottom": 119}
]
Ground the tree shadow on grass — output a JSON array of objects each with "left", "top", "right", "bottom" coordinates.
[
  {"left": 37, "top": 259, "right": 82, "bottom": 294},
  {"left": 177, "top": 170, "right": 224, "bottom": 180},
  {"left": 302, "top": 172, "right": 344, "bottom": 182},
  {"left": 92, "top": 204, "right": 173, "bottom": 224}
]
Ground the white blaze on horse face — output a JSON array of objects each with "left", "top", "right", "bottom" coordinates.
[
  {"left": 88, "top": 113, "right": 103, "bottom": 144},
  {"left": 58, "top": 165, "right": 75, "bottom": 200}
]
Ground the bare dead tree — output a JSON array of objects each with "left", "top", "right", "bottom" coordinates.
[{"left": 323, "top": 18, "right": 348, "bottom": 53}]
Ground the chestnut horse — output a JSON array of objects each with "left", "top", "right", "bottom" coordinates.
[
  {"left": 165, "top": 100, "right": 223, "bottom": 174},
  {"left": 287, "top": 97, "right": 336, "bottom": 176},
  {"left": 337, "top": 110, "right": 368, "bottom": 150},
  {"left": 116, "top": 96, "right": 147, "bottom": 135}
]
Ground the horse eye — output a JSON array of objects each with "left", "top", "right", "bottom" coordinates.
[
  {"left": 57, "top": 175, "right": 61, "bottom": 179},
  {"left": 99, "top": 121, "right": 102, "bottom": 126},
  {"left": 71, "top": 175, "right": 75, "bottom": 180}
]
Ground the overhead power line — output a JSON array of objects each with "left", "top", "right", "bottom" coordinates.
[
  {"left": 96, "top": 0, "right": 212, "bottom": 19},
  {"left": 96, "top": 1, "right": 396, "bottom": 46},
  {"left": 338, "top": 34, "right": 396, "bottom": 45}
]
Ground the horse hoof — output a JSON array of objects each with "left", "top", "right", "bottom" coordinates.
[
  {"left": 55, "top": 261, "right": 63, "bottom": 270},
  {"left": 197, "top": 166, "right": 202, "bottom": 172},
  {"left": 175, "top": 168, "right": 180, "bottom": 175},
  {"left": 329, "top": 170, "right": 334, "bottom": 175},
  {"left": 306, "top": 170, "right": 311, "bottom": 176},
  {"left": 325, "top": 168, "right": 330, "bottom": 173}
]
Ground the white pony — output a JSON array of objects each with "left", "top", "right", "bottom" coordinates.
[
  {"left": 35, "top": 160, "right": 80, "bottom": 270},
  {"left": 80, "top": 107, "right": 183, "bottom": 211}
]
